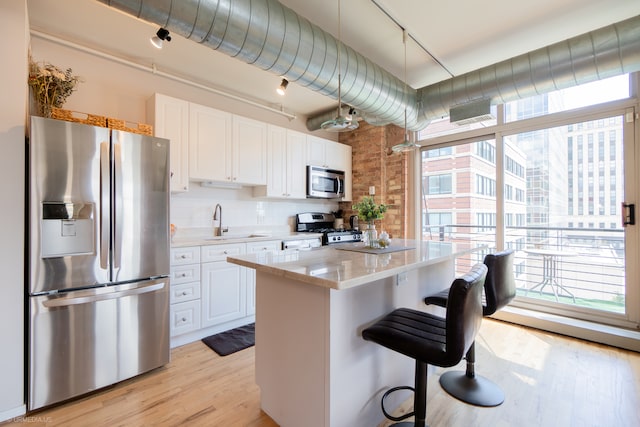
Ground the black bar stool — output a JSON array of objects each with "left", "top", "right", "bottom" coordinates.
[
  {"left": 424, "top": 249, "right": 515, "bottom": 407},
  {"left": 362, "top": 263, "right": 488, "bottom": 427}
]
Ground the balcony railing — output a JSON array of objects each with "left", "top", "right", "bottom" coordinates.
[{"left": 422, "top": 224, "right": 625, "bottom": 313}]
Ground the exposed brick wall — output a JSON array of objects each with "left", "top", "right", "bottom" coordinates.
[{"left": 338, "top": 121, "right": 409, "bottom": 239}]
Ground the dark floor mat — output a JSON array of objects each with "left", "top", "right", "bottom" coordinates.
[{"left": 201, "top": 323, "right": 255, "bottom": 356}]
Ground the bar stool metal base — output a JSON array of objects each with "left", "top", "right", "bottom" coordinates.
[{"left": 439, "top": 371, "right": 505, "bottom": 407}]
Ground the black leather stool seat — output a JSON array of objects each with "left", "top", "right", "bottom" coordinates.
[
  {"left": 362, "top": 263, "right": 487, "bottom": 427},
  {"left": 363, "top": 308, "right": 461, "bottom": 368}
]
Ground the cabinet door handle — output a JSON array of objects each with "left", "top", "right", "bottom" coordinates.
[{"left": 180, "top": 254, "right": 188, "bottom": 259}]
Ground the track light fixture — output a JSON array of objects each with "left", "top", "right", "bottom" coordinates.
[
  {"left": 276, "top": 78, "right": 289, "bottom": 96},
  {"left": 150, "top": 28, "right": 171, "bottom": 49}
]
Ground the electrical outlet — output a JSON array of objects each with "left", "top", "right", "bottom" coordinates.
[{"left": 396, "top": 272, "right": 408, "bottom": 286}]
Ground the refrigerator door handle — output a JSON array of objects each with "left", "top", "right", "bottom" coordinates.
[
  {"left": 113, "top": 142, "right": 123, "bottom": 269},
  {"left": 42, "top": 281, "right": 166, "bottom": 308},
  {"left": 100, "top": 142, "right": 110, "bottom": 269}
]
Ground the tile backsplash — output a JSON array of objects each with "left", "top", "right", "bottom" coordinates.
[{"left": 171, "top": 183, "right": 339, "bottom": 231}]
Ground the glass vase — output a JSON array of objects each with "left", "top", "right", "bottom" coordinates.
[{"left": 364, "top": 221, "right": 378, "bottom": 248}]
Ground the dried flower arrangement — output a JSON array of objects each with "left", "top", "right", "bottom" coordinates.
[{"left": 28, "top": 58, "right": 81, "bottom": 117}]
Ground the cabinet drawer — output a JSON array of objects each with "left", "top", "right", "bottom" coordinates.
[
  {"left": 170, "top": 300, "right": 201, "bottom": 337},
  {"left": 201, "top": 243, "right": 246, "bottom": 262},
  {"left": 246, "top": 240, "right": 282, "bottom": 253},
  {"left": 171, "top": 246, "right": 201, "bottom": 265},
  {"left": 171, "top": 281, "right": 201, "bottom": 304},
  {"left": 171, "top": 264, "right": 201, "bottom": 284}
]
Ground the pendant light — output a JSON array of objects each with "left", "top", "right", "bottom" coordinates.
[
  {"left": 391, "top": 29, "right": 419, "bottom": 153},
  {"left": 321, "top": 0, "right": 359, "bottom": 132}
]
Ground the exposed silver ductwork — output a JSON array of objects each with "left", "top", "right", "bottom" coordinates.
[
  {"left": 98, "top": 0, "right": 640, "bottom": 132},
  {"left": 98, "top": 0, "right": 419, "bottom": 130},
  {"left": 419, "top": 14, "right": 640, "bottom": 122}
]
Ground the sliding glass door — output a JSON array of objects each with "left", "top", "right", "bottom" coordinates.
[{"left": 504, "top": 113, "right": 633, "bottom": 321}]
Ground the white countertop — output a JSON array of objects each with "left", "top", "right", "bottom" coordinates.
[
  {"left": 171, "top": 231, "right": 322, "bottom": 248},
  {"left": 227, "top": 240, "right": 478, "bottom": 290}
]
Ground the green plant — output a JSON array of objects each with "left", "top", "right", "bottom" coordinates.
[{"left": 352, "top": 195, "right": 387, "bottom": 221}]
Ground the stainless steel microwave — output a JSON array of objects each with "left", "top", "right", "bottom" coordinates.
[{"left": 307, "top": 165, "right": 345, "bottom": 199}]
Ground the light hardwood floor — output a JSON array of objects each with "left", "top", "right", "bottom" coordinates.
[{"left": 3, "top": 319, "right": 639, "bottom": 427}]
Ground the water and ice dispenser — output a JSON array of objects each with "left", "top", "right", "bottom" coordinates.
[{"left": 40, "top": 202, "right": 95, "bottom": 258}]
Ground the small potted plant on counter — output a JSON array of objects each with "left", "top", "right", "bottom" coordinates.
[{"left": 352, "top": 195, "right": 387, "bottom": 248}]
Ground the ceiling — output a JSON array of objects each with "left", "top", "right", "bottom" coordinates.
[{"left": 27, "top": 0, "right": 640, "bottom": 120}]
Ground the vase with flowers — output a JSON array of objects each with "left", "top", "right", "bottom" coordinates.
[
  {"left": 28, "top": 58, "right": 81, "bottom": 118},
  {"left": 352, "top": 195, "right": 387, "bottom": 248}
]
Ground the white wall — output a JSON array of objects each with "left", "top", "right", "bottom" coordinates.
[
  {"left": 28, "top": 35, "right": 337, "bottom": 139},
  {"left": 0, "top": 0, "right": 27, "bottom": 421}
]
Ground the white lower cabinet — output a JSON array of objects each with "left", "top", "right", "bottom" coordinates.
[
  {"left": 170, "top": 241, "right": 281, "bottom": 348},
  {"left": 169, "top": 246, "right": 201, "bottom": 337},
  {"left": 201, "top": 243, "right": 246, "bottom": 328},
  {"left": 201, "top": 256, "right": 247, "bottom": 327},
  {"left": 170, "top": 300, "right": 201, "bottom": 337}
]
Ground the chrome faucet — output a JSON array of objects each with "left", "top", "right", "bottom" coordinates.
[{"left": 213, "top": 203, "right": 227, "bottom": 236}]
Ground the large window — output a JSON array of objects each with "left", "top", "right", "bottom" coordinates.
[
  {"left": 418, "top": 73, "right": 638, "bottom": 332},
  {"left": 504, "top": 74, "right": 630, "bottom": 122}
]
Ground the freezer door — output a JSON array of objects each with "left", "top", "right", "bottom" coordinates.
[
  {"left": 29, "top": 117, "right": 110, "bottom": 294},
  {"left": 112, "top": 130, "right": 170, "bottom": 282},
  {"left": 28, "top": 278, "right": 170, "bottom": 410}
]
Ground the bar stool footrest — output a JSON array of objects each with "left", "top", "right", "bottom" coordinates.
[{"left": 382, "top": 385, "right": 415, "bottom": 422}]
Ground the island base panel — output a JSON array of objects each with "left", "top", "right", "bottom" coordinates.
[{"left": 254, "top": 259, "right": 454, "bottom": 427}]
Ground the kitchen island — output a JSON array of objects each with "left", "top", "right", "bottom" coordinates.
[{"left": 227, "top": 240, "right": 480, "bottom": 427}]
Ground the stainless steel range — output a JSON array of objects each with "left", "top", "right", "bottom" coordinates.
[{"left": 296, "top": 212, "right": 362, "bottom": 245}]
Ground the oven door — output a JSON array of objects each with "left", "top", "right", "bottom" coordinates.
[{"left": 307, "top": 166, "right": 345, "bottom": 199}]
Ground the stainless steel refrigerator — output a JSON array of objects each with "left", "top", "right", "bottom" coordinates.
[{"left": 27, "top": 116, "right": 171, "bottom": 410}]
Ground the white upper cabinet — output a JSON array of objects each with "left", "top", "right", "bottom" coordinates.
[
  {"left": 189, "top": 105, "right": 266, "bottom": 185},
  {"left": 147, "top": 93, "right": 190, "bottom": 192},
  {"left": 307, "top": 135, "right": 332, "bottom": 168},
  {"left": 307, "top": 135, "right": 351, "bottom": 170},
  {"left": 335, "top": 142, "right": 353, "bottom": 201},
  {"left": 232, "top": 116, "right": 267, "bottom": 185},
  {"left": 256, "top": 126, "right": 307, "bottom": 199},
  {"left": 286, "top": 130, "right": 308, "bottom": 198},
  {"left": 148, "top": 94, "right": 349, "bottom": 196},
  {"left": 188, "top": 103, "right": 232, "bottom": 182}
]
